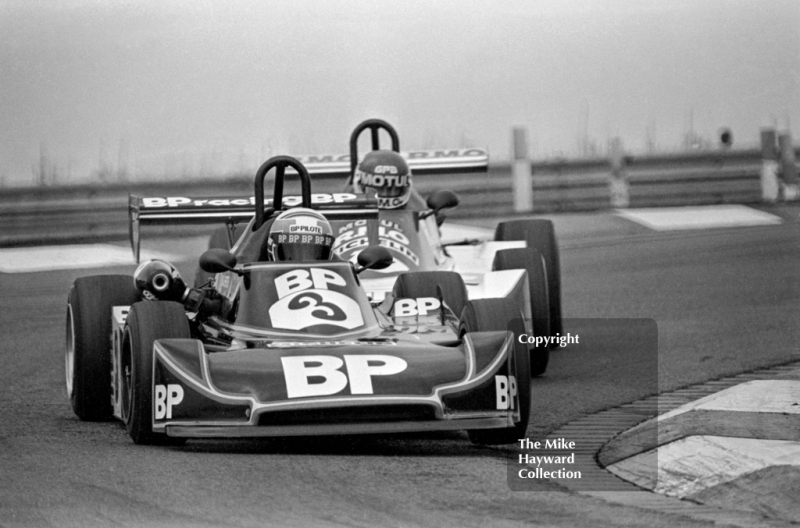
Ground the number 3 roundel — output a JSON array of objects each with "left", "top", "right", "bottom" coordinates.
[{"left": 269, "top": 289, "right": 364, "bottom": 331}]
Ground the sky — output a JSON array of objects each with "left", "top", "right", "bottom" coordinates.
[{"left": 1, "top": 0, "right": 798, "bottom": 186}]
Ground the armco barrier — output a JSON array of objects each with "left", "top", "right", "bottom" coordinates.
[
  {"left": 625, "top": 150, "right": 763, "bottom": 206},
  {"left": 0, "top": 149, "right": 783, "bottom": 247}
]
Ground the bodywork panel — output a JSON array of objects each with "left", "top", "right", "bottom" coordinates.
[{"left": 150, "top": 329, "right": 521, "bottom": 437}]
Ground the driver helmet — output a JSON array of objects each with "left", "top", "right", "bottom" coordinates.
[
  {"left": 353, "top": 150, "right": 412, "bottom": 209},
  {"left": 267, "top": 208, "right": 334, "bottom": 261}
]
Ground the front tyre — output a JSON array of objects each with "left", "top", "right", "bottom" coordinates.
[
  {"left": 493, "top": 247, "right": 550, "bottom": 377},
  {"left": 66, "top": 275, "right": 140, "bottom": 421},
  {"left": 461, "top": 299, "right": 531, "bottom": 445},
  {"left": 122, "top": 301, "right": 190, "bottom": 445},
  {"left": 495, "top": 219, "right": 563, "bottom": 338}
]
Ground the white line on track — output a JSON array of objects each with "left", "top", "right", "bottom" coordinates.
[
  {"left": 615, "top": 205, "right": 782, "bottom": 231},
  {"left": 656, "top": 380, "right": 800, "bottom": 420},
  {"left": 0, "top": 244, "right": 184, "bottom": 273}
]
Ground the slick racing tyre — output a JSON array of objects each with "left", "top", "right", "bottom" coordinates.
[
  {"left": 495, "top": 219, "right": 563, "bottom": 339},
  {"left": 194, "top": 225, "right": 246, "bottom": 288},
  {"left": 66, "top": 275, "right": 141, "bottom": 421},
  {"left": 392, "top": 271, "right": 468, "bottom": 318},
  {"left": 493, "top": 247, "right": 550, "bottom": 377},
  {"left": 122, "top": 301, "right": 190, "bottom": 445},
  {"left": 460, "top": 298, "right": 531, "bottom": 445}
]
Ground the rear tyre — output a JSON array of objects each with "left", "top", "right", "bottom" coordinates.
[
  {"left": 493, "top": 248, "right": 550, "bottom": 377},
  {"left": 495, "top": 219, "right": 563, "bottom": 339},
  {"left": 461, "top": 299, "right": 531, "bottom": 445},
  {"left": 123, "top": 301, "right": 190, "bottom": 445},
  {"left": 66, "top": 275, "right": 140, "bottom": 421},
  {"left": 392, "top": 271, "right": 468, "bottom": 318}
]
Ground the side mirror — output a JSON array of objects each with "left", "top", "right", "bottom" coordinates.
[
  {"left": 356, "top": 245, "right": 393, "bottom": 274},
  {"left": 199, "top": 249, "right": 241, "bottom": 275},
  {"left": 421, "top": 190, "right": 460, "bottom": 219}
]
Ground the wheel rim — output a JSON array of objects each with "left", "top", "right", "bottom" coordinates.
[{"left": 65, "top": 304, "right": 75, "bottom": 397}]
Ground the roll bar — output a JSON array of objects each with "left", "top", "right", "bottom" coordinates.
[
  {"left": 254, "top": 155, "right": 312, "bottom": 230},
  {"left": 348, "top": 119, "right": 400, "bottom": 180}
]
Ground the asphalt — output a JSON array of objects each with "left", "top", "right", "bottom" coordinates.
[
  {"left": 1, "top": 202, "right": 798, "bottom": 527},
  {"left": 458, "top": 203, "right": 800, "bottom": 526}
]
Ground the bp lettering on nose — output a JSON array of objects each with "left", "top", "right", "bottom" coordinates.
[{"left": 280, "top": 355, "right": 408, "bottom": 398}]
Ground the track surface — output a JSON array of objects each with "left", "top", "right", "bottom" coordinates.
[{"left": 1, "top": 206, "right": 798, "bottom": 527}]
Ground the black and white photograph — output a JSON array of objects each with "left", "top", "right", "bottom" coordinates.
[{"left": 1, "top": 1, "right": 798, "bottom": 526}]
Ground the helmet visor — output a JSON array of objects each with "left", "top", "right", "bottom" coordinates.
[{"left": 376, "top": 185, "right": 409, "bottom": 199}]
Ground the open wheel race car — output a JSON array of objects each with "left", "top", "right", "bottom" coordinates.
[
  {"left": 195, "top": 119, "right": 563, "bottom": 377},
  {"left": 66, "top": 156, "right": 532, "bottom": 446}
]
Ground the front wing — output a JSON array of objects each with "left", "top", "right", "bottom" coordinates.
[{"left": 150, "top": 332, "right": 524, "bottom": 438}]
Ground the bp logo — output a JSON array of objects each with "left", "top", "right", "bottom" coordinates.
[
  {"left": 288, "top": 215, "right": 323, "bottom": 234},
  {"left": 269, "top": 269, "right": 364, "bottom": 331}
]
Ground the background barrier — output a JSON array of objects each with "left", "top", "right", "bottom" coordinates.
[{"left": 1, "top": 145, "right": 797, "bottom": 247}]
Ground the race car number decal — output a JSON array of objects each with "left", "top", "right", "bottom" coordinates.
[
  {"left": 495, "top": 375, "right": 517, "bottom": 410},
  {"left": 287, "top": 292, "right": 347, "bottom": 321},
  {"left": 269, "top": 269, "right": 364, "bottom": 331},
  {"left": 393, "top": 297, "right": 441, "bottom": 317},
  {"left": 281, "top": 355, "right": 408, "bottom": 398},
  {"left": 333, "top": 219, "right": 420, "bottom": 266},
  {"left": 154, "top": 384, "right": 184, "bottom": 420}
]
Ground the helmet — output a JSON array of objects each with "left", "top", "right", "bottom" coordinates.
[
  {"left": 267, "top": 208, "right": 334, "bottom": 261},
  {"left": 133, "top": 259, "right": 186, "bottom": 301},
  {"left": 353, "top": 150, "right": 412, "bottom": 209}
]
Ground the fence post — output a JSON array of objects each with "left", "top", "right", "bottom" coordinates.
[
  {"left": 760, "top": 129, "right": 780, "bottom": 202},
  {"left": 778, "top": 132, "right": 799, "bottom": 201},
  {"left": 511, "top": 127, "right": 533, "bottom": 213},
  {"left": 608, "top": 137, "right": 629, "bottom": 208}
]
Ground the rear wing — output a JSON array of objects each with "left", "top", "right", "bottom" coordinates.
[
  {"left": 128, "top": 131, "right": 489, "bottom": 260},
  {"left": 342, "top": 119, "right": 488, "bottom": 181},
  {"left": 129, "top": 192, "right": 378, "bottom": 262},
  {"left": 297, "top": 147, "right": 489, "bottom": 178}
]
